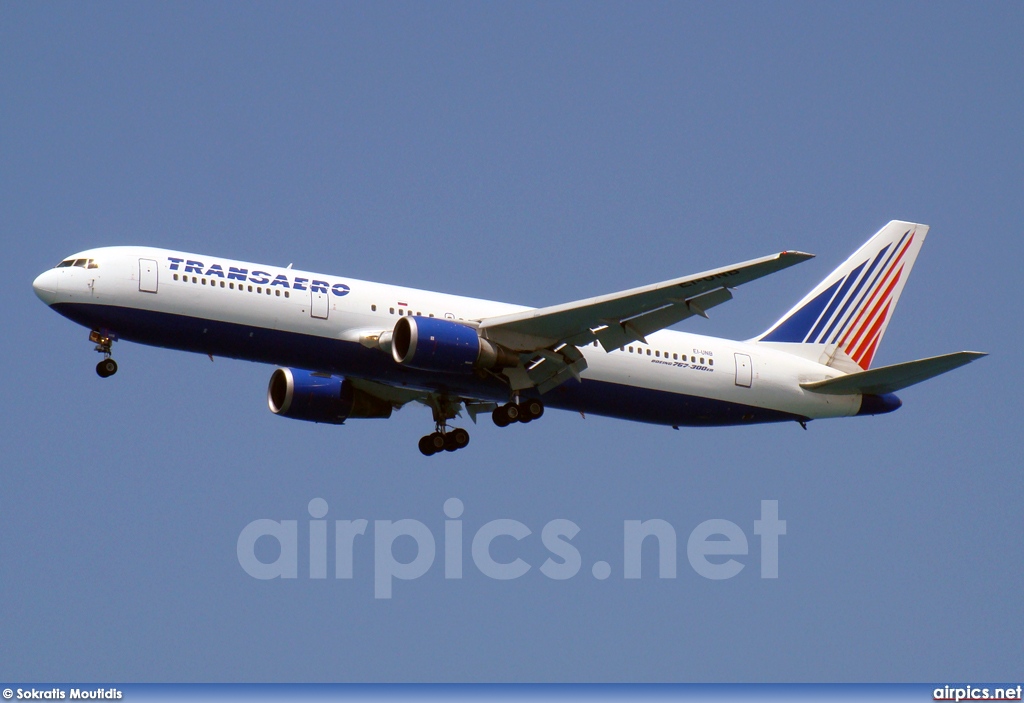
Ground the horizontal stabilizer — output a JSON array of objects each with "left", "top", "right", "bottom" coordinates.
[{"left": 800, "top": 351, "right": 987, "bottom": 395}]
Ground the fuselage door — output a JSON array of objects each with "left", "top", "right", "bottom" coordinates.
[
  {"left": 139, "top": 259, "right": 158, "bottom": 293},
  {"left": 734, "top": 352, "right": 752, "bottom": 388},
  {"left": 311, "top": 288, "right": 329, "bottom": 319}
]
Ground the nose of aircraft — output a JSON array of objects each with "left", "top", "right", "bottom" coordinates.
[{"left": 32, "top": 268, "right": 59, "bottom": 305}]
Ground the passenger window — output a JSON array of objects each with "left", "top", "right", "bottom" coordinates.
[
  {"left": 390, "top": 307, "right": 395, "bottom": 314},
  {"left": 248, "top": 285, "right": 253, "bottom": 292},
  {"left": 646, "top": 349, "right": 651, "bottom": 356},
  {"left": 285, "top": 291, "right": 289, "bottom": 298},
  {"left": 202, "top": 279, "right": 206, "bottom": 285},
  {"left": 173, "top": 274, "right": 179, "bottom": 281},
  {"left": 673, "top": 353, "right": 678, "bottom": 360},
  {"left": 628, "top": 346, "right": 633, "bottom": 353},
  {"left": 709, "top": 359, "right": 714, "bottom": 366},
  {"left": 229, "top": 282, "right": 234, "bottom": 289},
  {"left": 257, "top": 287, "right": 262, "bottom": 293},
  {"left": 371, "top": 305, "right": 377, "bottom": 312},
  {"left": 192, "top": 277, "right": 197, "bottom": 283},
  {"left": 275, "top": 290, "right": 280, "bottom": 296}
]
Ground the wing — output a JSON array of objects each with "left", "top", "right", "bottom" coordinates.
[
  {"left": 347, "top": 377, "right": 498, "bottom": 424},
  {"left": 477, "top": 251, "right": 813, "bottom": 352}
]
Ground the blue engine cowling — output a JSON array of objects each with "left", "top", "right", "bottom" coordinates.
[
  {"left": 391, "top": 316, "right": 517, "bottom": 373},
  {"left": 267, "top": 368, "right": 392, "bottom": 424}
]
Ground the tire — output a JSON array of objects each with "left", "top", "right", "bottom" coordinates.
[
  {"left": 492, "top": 406, "right": 510, "bottom": 427},
  {"left": 504, "top": 403, "right": 520, "bottom": 423},
  {"left": 429, "top": 432, "right": 446, "bottom": 452},
  {"left": 444, "top": 433, "right": 459, "bottom": 452},
  {"left": 523, "top": 399, "right": 544, "bottom": 420},
  {"left": 96, "top": 359, "right": 118, "bottom": 378},
  {"left": 451, "top": 428, "right": 470, "bottom": 448},
  {"left": 418, "top": 435, "right": 436, "bottom": 456}
]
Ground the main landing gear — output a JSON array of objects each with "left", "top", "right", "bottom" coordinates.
[
  {"left": 416, "top": 395, "right": 544, "bottom": 456},
  {"left": 492, "top": 398, "right": 544, "bottom": 427},
  {"left": 91, "top": 330, "right": 118, "bottom": 378},
  {"left": 418, "top": 395, "right": 471, "bottom": 456},
  {"left": 419, "top": 426, "right": 470, "bottom": 456}
]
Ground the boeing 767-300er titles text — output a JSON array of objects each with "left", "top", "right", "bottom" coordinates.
[{"left": 33, "top": 221, "right": 985, "bottom": 455}]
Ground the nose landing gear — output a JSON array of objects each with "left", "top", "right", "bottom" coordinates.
[{"left": 90, "top": 330, "right": 118, "bottom": 378}]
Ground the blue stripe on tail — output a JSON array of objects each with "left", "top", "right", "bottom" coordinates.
[
  {"left": 805, "top": 260, "right": 866, "bottom": 342},
  {"left": 760, "top": 279, "right": 842, "bottom": 343},
  {"left": 817, "top": 245, "right": 890, "bottom": 344}
]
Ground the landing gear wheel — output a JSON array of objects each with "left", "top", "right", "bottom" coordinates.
[
  {"left": 441, "top": 428, "right": 470, "bottom": 452},
  {"left": 451, "top": 427, "right": 470, "bottom": 449},
  {"left": 418, "top": 435, "right": 437, "bottom": 456},
  {"left": 418, "top": 432, "right": 447, "bottom": 456},
  {"left": 522, "top": 399, "right": 544, "bottom": 420},
  {"left": 504, "top": 402, "right": 521, "bottom": 423},
  {"left": 96, "top": 359, "right": 118, "bottom": 378},
  {"left": 492, "top": 405, "right": 511, "bottom": 427},
  {"left": 428, "top": 432, "right": 446, "bottom": 453}
]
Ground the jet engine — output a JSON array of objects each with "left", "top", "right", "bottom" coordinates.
[
  {"left": 391, "top": 316, "right": 518, "bottom": 373},
  {"left": 267, "top": 368, "right": 392, "bottom": 424}
]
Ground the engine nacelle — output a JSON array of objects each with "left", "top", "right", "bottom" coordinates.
[
  {"left": 267, "top": 368, "right": 392, "bottom": 424},
  {"left": 391, "top": 316, "right": 518, "bottom": 373}
]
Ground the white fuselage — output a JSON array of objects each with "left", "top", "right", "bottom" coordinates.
[{"left": 33, "top": 246, "right": 862, "bottom": 427}]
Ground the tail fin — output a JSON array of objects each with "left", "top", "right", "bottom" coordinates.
[{"left": 754, "top": 220, "right": 928, "bottom": 371}]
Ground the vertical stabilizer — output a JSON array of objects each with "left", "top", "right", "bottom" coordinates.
[{"left": 754, "top": 221, "right": 928, "bottom": 371}]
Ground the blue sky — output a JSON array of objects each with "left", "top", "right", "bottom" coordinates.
[{"left": 2, "top": 2, "right": 1021, "bottom": 682}]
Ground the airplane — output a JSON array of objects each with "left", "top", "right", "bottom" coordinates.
[{"left": 32, "top": 220, "right": 985, "bottom": 455}]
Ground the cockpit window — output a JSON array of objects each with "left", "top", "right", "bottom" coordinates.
[{"left": 55, "top": 258, "right": 98, "bottom": 269}]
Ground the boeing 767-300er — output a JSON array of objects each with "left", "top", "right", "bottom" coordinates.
[{"left": 33, "top": 220, "right": 985, "bottom": 455}]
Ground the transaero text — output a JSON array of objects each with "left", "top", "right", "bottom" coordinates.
[{"left": 166, "top": 258, "right": 351, "bottom": 296}]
